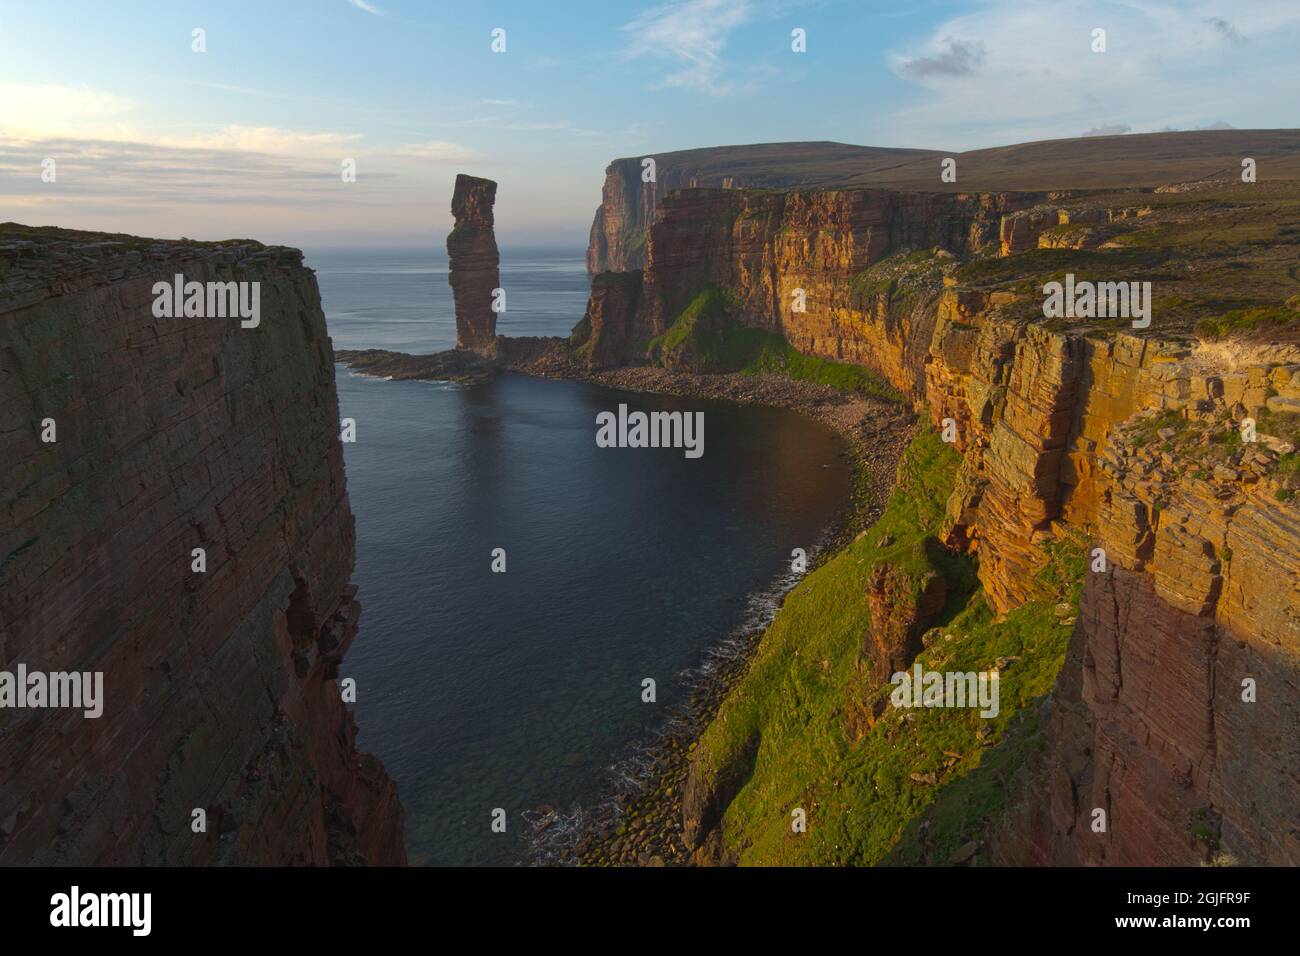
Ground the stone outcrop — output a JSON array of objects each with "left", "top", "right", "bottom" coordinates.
[
  {"left": 447, "top": 174, "right": 500, "bottom": 353},
  {"left": 992, "top": 412, "right": 1300, "bottom": 865},
  {"left": 581, "top": 186, "right": 1053, "bottom": 393},
  {"left": 926, "top": 305, "right": 1299, "bottom": 613},
  {"left": 916, "top": 241, "right": 1300, "bottom": 866},
  {"left": 864, "top": 551, "right": 948, "bottom": 677},
  {"left": 580, "top": 269, "right": 643, "bottom": 368},
  {"left": 0, "top": 226, "right": 405, "bottom": 865}
]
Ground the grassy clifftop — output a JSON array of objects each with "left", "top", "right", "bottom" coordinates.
[
  {"left": 648, "top": 286, "right": 905, "bottom": 402},
  {"left": 686, "top": 426, "right": 1087, "bottom": 865}
]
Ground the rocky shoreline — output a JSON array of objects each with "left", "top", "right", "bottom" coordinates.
[
  {"left": 334, "top": 342, "right": 915, "bottom": 866},
  {"left": 557, "top": 371, "right": 911, "bottom": 866}
]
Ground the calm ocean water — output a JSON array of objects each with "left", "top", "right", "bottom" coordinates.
[{"left": 308, "top": 247, "right": 852, "bottom": 865}]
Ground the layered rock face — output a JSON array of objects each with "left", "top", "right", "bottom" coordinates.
[
  {"left": 921, "top": 269, "right": 1299, "bottom": 864},
  {"left": 586, "top": 143, "right": 952, "bottom": 274},
  {"left": 927, "top": 312, "right": 1295, "bottom": 613},
  {"left": 587, "top": 186, "right": 1049, "bottom": 393},
  {"left": 629, "top": 172, "right": 1300, "bottom": 865},
  {"left": 587, "top": 132, "right": 1300, "bottom": 274},
  {"left": 580, "top": 269, "right": 642, "bottom": 368},
  {"left": 0, "top": 228, "right": 405, "bottom": 865},
  {"left": 864, "top": 553, "right": 947, "bottom": 676},
  {"left": 992, "top": 414, "right": 1300, "bottom": 865},
  {"left": 588, "top": 157, "right": 656, "bottom": 276},
  {"left": 447, "top": 174, "right": 500, "bottom": 353}
]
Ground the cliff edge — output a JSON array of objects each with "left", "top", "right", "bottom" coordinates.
[
  {"left": 569, "top": 134, "right": 1300, "bottom": 866},
  {"left": 0, "top": 224, "right": 405, "bottom": 865}
]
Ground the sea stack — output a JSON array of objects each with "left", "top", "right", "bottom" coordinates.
[{"left": 447, "top": 173, "right": 500, "bottom": 353}]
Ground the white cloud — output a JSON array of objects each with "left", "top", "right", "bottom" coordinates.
[
  {"left": 0, "top": 78, "right": 484, "bottom": 245},
  {"left": 346, "top": 0, "right": 385, "bottom": 16},
  {"left": 173, "top": 125, "right": 365, "bottom": 155},
  {"left": 623, "top": 0, "right": 754, "bottom": 95},
  {"left": 0, "top": 82, "right": 134, "bottom": 140},
  {"left": 0, "top": 82, "right": 477, "bottom": 163},
  {"left": 391, "top": 140, "right": 479, "bottom": 161},
  {"left": 0, "top": 83, "right": 369, "bottom": 157},
  {"left": 882, "top": 1, "right": 1300, "bottom": 147}
]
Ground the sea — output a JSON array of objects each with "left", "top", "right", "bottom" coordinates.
[{"left": 307, "top": 246, "right": 852, "bottom": 865}]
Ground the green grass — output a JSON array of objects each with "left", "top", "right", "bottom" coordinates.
[
  {"left": 650, "top": 285, "right": 905, "bottom": 402},
  {"left": 1259, "top": 407, "right": 1300, "bottom": 492},
  {"left": 849, "top": 271, "right": 897, "bottom": 300},
  {"left": 1040, "top": 222, "right": 1098, "bottom": 243},
  {"left": 1258, "top": 406, "right": 1300, "bottom": 446},
  {"left": 1197, "top": 304, "right": 1299, "bottom": 340},
  {"left": 741, "top": 338, "right": 905, "bottom": 401},
  {"left": 1128, "top": 408, "right": 1189, "bottom": 448},
  {"left": 568, "top": 313, "right": 591, "bottom": 347},
  {"left": 848, "top": 248, "right": 946, "bottom": 311},
  {"left": 939, "top": 189, "right": 1300, "bottom": 340},
  {"left": 953, "top": 247, "right": 1175, "bottom": 289},
  {"left": 1275, "top": 454, "right": 1300, "bottom": 486},
  {"left": 688, "top": 426, "right": 1087, "bottom": 865},
  {"left": 881, "top": 534, "right": 1086, "bottom": 865}
]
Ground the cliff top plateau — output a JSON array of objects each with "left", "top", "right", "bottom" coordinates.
[{"left": 603, "top": 129, "right": 1300, "bottom": 192}]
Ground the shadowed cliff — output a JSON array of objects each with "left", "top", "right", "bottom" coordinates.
[{"left": 0, "top": 224, "right": 405, "bottom": 865}]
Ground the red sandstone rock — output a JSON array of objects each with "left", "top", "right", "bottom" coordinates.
[
  {"left": 864, "top": 553, "right": 947, "bottom": 677},
  {"left": 580, "top": 270, "right": 643, "bottom": 367},
  {"left": 645, "top": 175, "right": 1300, "bottom": 866},
  {"left": 447, "top": 174, "right": 500, "bottom": 354},
  {"left": 993, "top": 413, "right": 1300, "bottom": 866},
  {"left": 993, "top": 566, "right": 1299, "bottom": 866},
  {"left": 628, "top": 187, "right": 1045, "bottom": 395},
  {"left": 585, "top": 144, "right": 958, "bottom": 274},
  {"left": 0, "top": 227, "right": 405, "bottom": 865}
]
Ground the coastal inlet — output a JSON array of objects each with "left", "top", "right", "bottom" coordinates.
[{"left": 315, "top": 247, "right": 855, "bottom": 865}]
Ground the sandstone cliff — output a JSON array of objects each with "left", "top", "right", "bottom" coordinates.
[
  {"left": 640, "top": 175, "right": 1300, "bottom": 865},
  {"left": 448, "top": 174, "right": 500, "bottom": 353},
  {"left": 578, "top": 269, "right": 643, "bottom": 368},
  {"left": 922, "top": 259, "right": 1299, "bottom": 864},
  {"left": 990, "top": 403, "right": 1300, "bottom": 866},
  {"left": 587, "top": 131, "right": 1300, "bottom": 274},
  {"left": 635, "top": 188, "right": 1052, "bottom": 395},
  {"left": 586, "top": 142, "right": 950, "bottom": 274},
  {"left": 0, "top": 225, "right": 405, "bottom": 865}
]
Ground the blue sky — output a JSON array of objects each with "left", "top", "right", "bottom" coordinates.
[{"left": 2, "top": 0, "right": 1298, "bottom": 246}]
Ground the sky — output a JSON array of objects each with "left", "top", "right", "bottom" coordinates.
[{"left": 1, "top": 0, "right": 1298, "bottom": 247}]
